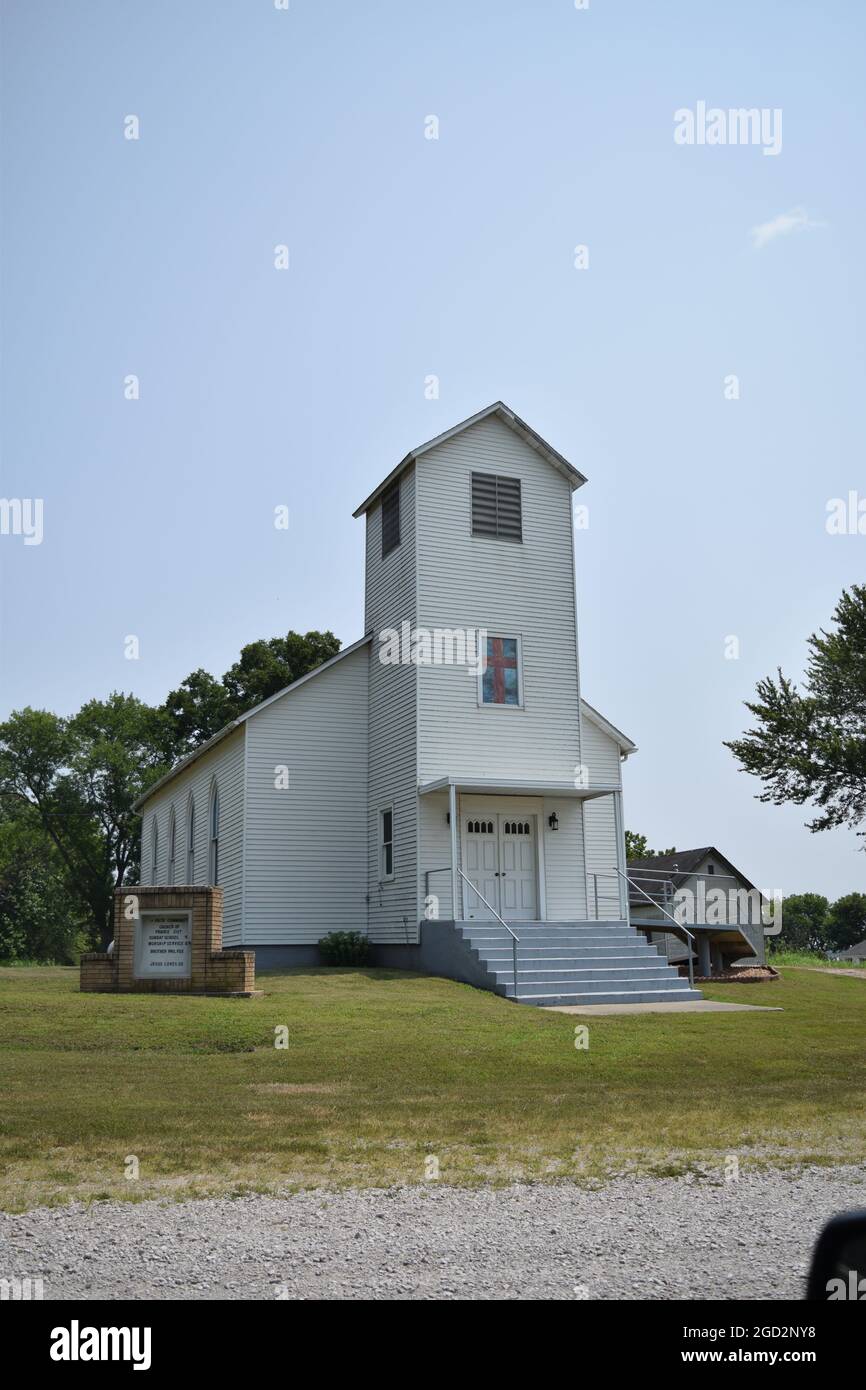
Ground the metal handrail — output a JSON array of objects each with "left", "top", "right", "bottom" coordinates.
[
  {"left": 623, "top": 866, "right": 739, "bottom": 880},
  {"left": 622, "top": 873, "right": 676, "bottom": 914},
  {"left": 609, "top": 866, "right": 696, "bottom": 989},
  {"left": 588, "top": 869, "right": 640, "bottom": 921},
  {"left": 424, "top": 867, "right": 451, "bottom": 898},
  {"left": 456, "top": 866, "right": 520, "bottom": 1003}
]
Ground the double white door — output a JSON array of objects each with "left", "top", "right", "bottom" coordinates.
[{"left": 462, "top": 813, "right": 538, "bottom": 921}]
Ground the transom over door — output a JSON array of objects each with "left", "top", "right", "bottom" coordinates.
[{"left": 462, "top": 814, "right": 538, "bottom": 921}]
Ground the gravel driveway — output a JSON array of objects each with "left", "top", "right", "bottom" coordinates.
[{"left": 2, "top": 1165, "right": 864, "bottom": 1300}]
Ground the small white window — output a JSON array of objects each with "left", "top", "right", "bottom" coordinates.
[
  {"left": 186, "top": 799, "right": 196, "bottom": 883},
  {"left": 380, "top": 806, "right": 394, "bottom": 881},
  {"left": 168, "top": 808, "right": 176, "bottom": 885},
  {"left": 209, "top": 783, "right": 220, "bottom": 885},
  {"left": 150, "top": 817, "right": 159, "bottom": 884}
]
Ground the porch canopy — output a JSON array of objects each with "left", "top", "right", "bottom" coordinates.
[
  {"left": 418, "top": 776, "right": 625, "bottom": 921},
  {"left": 418, "top": 776, "right": 620, "bottom": 800}
]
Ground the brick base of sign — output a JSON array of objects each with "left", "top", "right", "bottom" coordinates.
[{"left": 80, "top": 886, "right": 258, "bottom": 996}]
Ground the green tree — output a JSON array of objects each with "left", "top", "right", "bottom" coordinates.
[
  {"left": 221, "top": 630, "right": 341, "bottom": 713},
  {"left": 826, "top": 892, "right": 866, "bottom": 952},
  {"left": 0, "top": 696, "right": 172, "bottom": 946},
  {"left": 161, "top": 668, "right": 232, "bottom": 755},
  {"left": 0, "top": 810, "right": 83, "bottom": 962},
  {"left": 163, "top": 630, "right": 341, "bottom": 755},
  {"left": 726, "top": 585, "right": 866, "bottom": 845},
  {"left": 773, "top": 892, "right": 831, "bottom": 953},
  {"left": 625, "top": 831, "right": 676, "bottom": 860}
]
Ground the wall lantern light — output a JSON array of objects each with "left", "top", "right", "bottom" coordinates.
[{"left": 548, "top": 812, "right": 559, "bottom": 831}]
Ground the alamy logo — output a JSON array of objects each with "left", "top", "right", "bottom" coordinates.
[
  {"left": 50, "top": 1320, "right": 152, "bottom": 1371},
  {"left": 826, "top": 1270, "right": 866, "bottom": 1300},
  {"left": 826, "top": 492, "right": 866, "bottom": 535},
  {"left": 673, "top": 885, "right": 783, "bottom": 934},
  {"left": 0, "top": 1275, "right": 44, "bottom": 1300},
  {"left": 674, "top": 102, "right": 782, "bottom": 156},
  {"left": 0, "top": 497, "right": 43, "bottom": 545},
  {"left": 378, "top": 623, "right": 486, "bottom": 675}
]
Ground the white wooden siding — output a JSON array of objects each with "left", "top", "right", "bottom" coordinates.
[
  {"left": 415, "top": 415, "right": 582, "bottom": 783},
  {"left": 581, "top": 714, "right": 623, "bottom": 784},
  {"left": 580, "top": 714, "right": 623, "bottom": 918},
  {"left": 365, "top": 464, "right": 420, "bottom": 942},
  {"left": 419, "top": 789, "right": 454, "bottom": 919},
  {"left": 242, "top": 645, "right": 368, "bottom": 943},
  {"left": 138, "top": 727, "right": 245, "bottom": 944},
  {"left": 541, "top": 798, "right": 588, "bottom": 918}
]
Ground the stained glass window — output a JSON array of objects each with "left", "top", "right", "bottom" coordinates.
[{"left": 482, "top": 636, "right": 520, "bottom": 705}]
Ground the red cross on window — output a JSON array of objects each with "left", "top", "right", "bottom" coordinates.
[{"left": 484, "top": 637, "right": 519, "bottom": 704}]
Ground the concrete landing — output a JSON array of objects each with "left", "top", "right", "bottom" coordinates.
[{"left": 542, "top": 1000, "right": 783, "bottom": 1016}]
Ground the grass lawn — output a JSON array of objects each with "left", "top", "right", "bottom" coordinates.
[
  {"left": 0, "top": 965, "right": 864, "bottom": 1211},
  {"left": 769, "top": 950, "right": 866, "bottom": 970}
]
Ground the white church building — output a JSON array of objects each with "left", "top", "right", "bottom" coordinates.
[{"left": 136, "top": 403, "right": 701, "bottom": 1006}]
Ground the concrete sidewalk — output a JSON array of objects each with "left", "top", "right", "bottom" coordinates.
[{"left": 542, "top": 999, "right": 783, "bottom": 1016}]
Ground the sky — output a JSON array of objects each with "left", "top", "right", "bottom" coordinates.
[{"left": 1, "top": 0, "right": 864, "bottom": 898}]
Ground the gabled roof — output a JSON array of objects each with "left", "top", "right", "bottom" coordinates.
[
  {"left": 134, "top": 634, "right": 373, "bottom": 810},
  {"left": 352, "top": 400, "right": 587, "bottom": 518},
  {"left": 580, "top": 698, "right": 637, "bottom": 757},
  {"left": 627, "top": 846, "right": 758, "bottom": 900}
]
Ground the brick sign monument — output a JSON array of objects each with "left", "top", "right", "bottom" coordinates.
[{"left": 80, "top": 886, "right": 257, "bottom": 996}]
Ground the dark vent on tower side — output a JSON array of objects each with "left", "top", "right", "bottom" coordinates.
[{"left": 381, "top": 480, "right": 401, "bottom": 557}]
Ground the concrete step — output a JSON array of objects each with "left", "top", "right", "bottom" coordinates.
[
  {"left": 500, "top": 972, "right": 693, "bottom": 994},
  {"left": 477, "top": 953, "right": 667, "bottom": 966},
  {"left": 441, "top": 918, "right": 702, "bottom": 1008},
  {"left": 458, "top": 922, "right": 629, "bottom": 936},
  {"left": 462, "top": 932, "right": 642, "bottom": 949},
  {"left": 489, "top": 966, "right": 683, "bottom": 984},
  {"left": 476, "top": 946, "right": 664, "bottom": 961},
  {"left": 458, "top": 919, "right": 626, "bottom": 926},
  {"left": 504, "top": 987, "right": 705, "bottom": 1007},
  {"left": 460, "top": 920, "right": 631, "bottom": 931}
]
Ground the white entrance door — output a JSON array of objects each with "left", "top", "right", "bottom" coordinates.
[
  {"left": 462, "top": 816, "right": 500, "bottom": 919},
  {"left": 462, "top": 814, "right": 538, "bottom": 921},
  {"left": 498, "top": 817, "right": 537, "bottom": 920}
]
